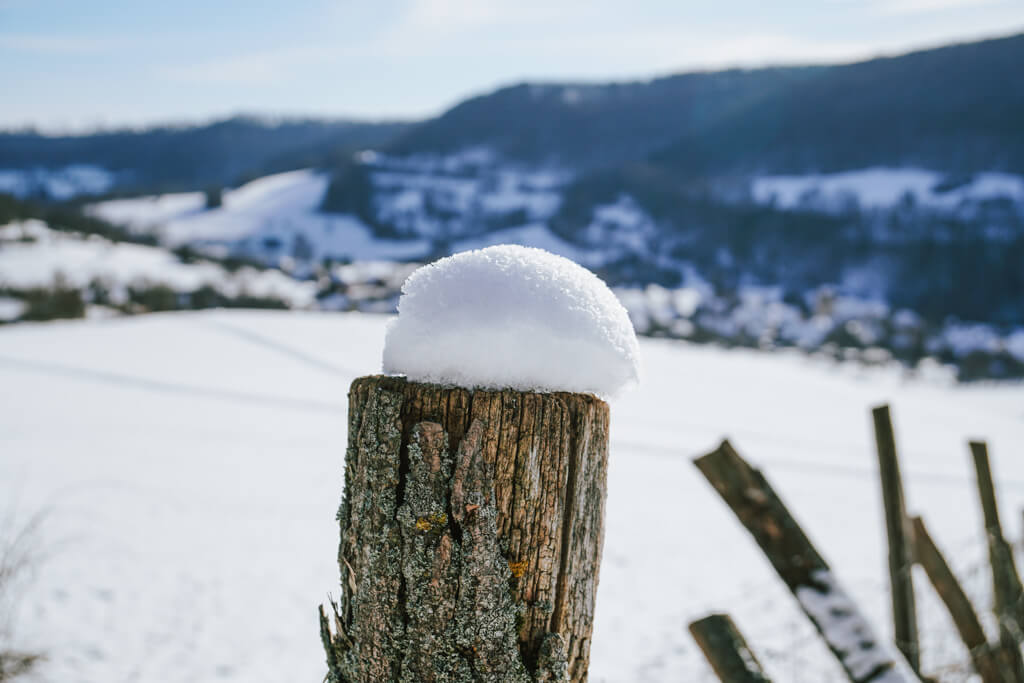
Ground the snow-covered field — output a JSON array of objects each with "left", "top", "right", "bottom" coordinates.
[{"left": 2, "top": 311, "right": 1023, "bottom": 682}]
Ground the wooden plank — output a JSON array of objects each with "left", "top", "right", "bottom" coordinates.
[
  {"left": 689, "top": 613, "right": 772, "bottom": 683},
  {"left": 695, "top": 439, "right": 920, "bottom": 683},
  {"left": 971, "top": 440, "right": 1024, "bottom": 682},
  {"left": 911, "top": 515, "right": 1014, "bottom": 683},
  {"left": 873, "top": 404, "right": 921, "bottom": 674}
]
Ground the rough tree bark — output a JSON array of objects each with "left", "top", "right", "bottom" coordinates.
[{"left": 320, "top": 375, "right": 610, "bottom": 683}]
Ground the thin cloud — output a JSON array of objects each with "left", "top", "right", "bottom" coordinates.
[
  {"left": 158, "top": 45, "right": 335, "bottom": 85},
  {"left": 0, "top": 33, "right": 118, "bottom": 55},
  {"left": 367, "top": 0, "right": 583, "bottom": 55},
  {"left": 871, "top": 0, "right": 1005, "bottom": 14}
]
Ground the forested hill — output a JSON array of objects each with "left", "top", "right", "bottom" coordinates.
[
  {"left": 389, "top": 32, "right": 1024, "bottom": 176},
  {"left": 4, "top": 32, "right": 1021, "bottom": 194},
  {"left": 387, "top": 67, "right": 821, "bottom": 170},
  {"left": 0, "top": 117, "right": 410, "bottom": 193},
  {"left": 652, "top": 32, "right": 1024, "bottom": 177}
]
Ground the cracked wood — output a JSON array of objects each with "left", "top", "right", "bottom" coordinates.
[{"left": 321, "top": 375, "right": 610, "bottom": 683}]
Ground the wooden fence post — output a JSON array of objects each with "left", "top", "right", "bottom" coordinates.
[
  {"left": 695, "top": 440, "right": 920, "bottom": 683},
  {"left": 911, "top": 515, "right": 1016, "bottom": 683},
  {"left": 872, "top": 405, "right": 922, "bottom": 675},
  {"left": 320, "top": 375, "right": 610, "bottom": 683},
  {"left": 689, "top": 613, "right": 772, "bottom": 683},
  {"left": 971, "top": 441, "right": 1024, "bottom": 681}
]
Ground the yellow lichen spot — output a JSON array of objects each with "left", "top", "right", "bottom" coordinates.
[
  {"left": 415, "top": 518, "right": 432, "bottom": 532},
  {"left": 508, "top": 561, "right": 528, "bottom": 578}
]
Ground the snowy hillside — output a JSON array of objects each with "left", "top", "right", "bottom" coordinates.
[
  {"left": 2, "top": 310, "right": 1023, "bottom": 682},
  {"left": 0, "top": 167, "right": 1012, "bottom": 380},
  {"left": 76, "top": 163, "right": 1024, "bottom": 381},
  {"left": 0, "top": 165, "right": 115, "bottom": 201},
  {"left": 0, "top": 219, "right": 316, "bottom": 316},
  {"left": 86, "top": 160, "right": 590, "bottom": 271},
  {"left": 88, "top": 169, "right": 429, "bottom": 265},
  {"left": 751, "top": 168, "right": 1024, "bottom": 215},
  {"left": 87, "top": 155, "right": 1024, "bottom": 281}
]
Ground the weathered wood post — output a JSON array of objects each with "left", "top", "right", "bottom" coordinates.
[
  {"left": 320, "top": 246, "right": 636, "bottom": 683},
  {"left": 971, "top": 440, "right": 1024, "bottom": 681},
  {"left": 689, "top": 613, "right": 772, "bottom": 683},
  {"left": 320, "top": 377, "right": 609, "bottom": 682},
  {"left": 872, "top": 404, "right": 921, "bottom": 675},
  {"left": 695, "top": 440, "right": 921, "bottom": 683},
  {"left": 910, "top": 515, "right": 1017, "bottom": 683}
]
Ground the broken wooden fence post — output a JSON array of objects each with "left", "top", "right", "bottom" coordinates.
[
  {"left": 911, "top": 515, "right": 1016, "bottom": 683},
  {"left": 872, "top": 404, "right": 922, "bottom": 675},
  {"left": 689, "top": 613, "right": 772, "bottom": 683},
  {"left": 695, "top": 439, "right": 921, "bottom": 683},
  {"left": 320, "top": 375, "right": 610, "bottom": 682},
  {"left": 971, "top": 440, "right": 1024, "bottom": 681}
]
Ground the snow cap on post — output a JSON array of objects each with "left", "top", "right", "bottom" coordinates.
[{"left": 382, "top": 244, "right": 639, "bottom": 397}]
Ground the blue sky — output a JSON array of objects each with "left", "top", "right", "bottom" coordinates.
[{"left": 1, "top": 0, "right": 1021, "bottom": 131}]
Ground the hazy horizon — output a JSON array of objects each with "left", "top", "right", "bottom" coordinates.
[{"left": 2, "top": 0, "right": 1022, "bottom": 132}]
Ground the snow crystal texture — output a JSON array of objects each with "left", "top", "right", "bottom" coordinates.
[{"left": 382, "top": 245, "right": 639, "bottom": 396}]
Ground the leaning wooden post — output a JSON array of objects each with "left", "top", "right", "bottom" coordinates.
[
  {"left": 973, "top": 441, "right": 1024, "bottom": 628},
  {"left": 872, "top": 404, "right": 922, "bottom": 675},
  {"left": 320, "top": 246, "right": 636, "bottom": 683},
  {"left": 689, "top": 613, "right": 772, "bottom": 683},
  {"left": 911, "top": 515, "right": 1016, "bottom": 683},
  {"left": 971, "top": 441, "right": 1024, "bottom": 681},
  {"left": 695, "top": 440, "right": 921, "bottom": 683}
]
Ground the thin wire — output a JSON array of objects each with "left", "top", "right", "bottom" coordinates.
[{"left": 0, "top": 355, "right": 344, "bottom": 414}]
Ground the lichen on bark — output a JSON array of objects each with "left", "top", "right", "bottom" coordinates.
[{"left": 320, "top": 376, "right": 609, "bottom": 683}]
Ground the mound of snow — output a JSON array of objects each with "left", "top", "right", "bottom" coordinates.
[{"left": 382, "top": 245, "right": 639, "bottom": 396}]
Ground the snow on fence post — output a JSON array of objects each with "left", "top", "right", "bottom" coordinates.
[
  {"left": 689, "top": 613, "right": 773, "bottom": 683},
  {"left": 910, "top": 515, "right": 1018, "bottom": 683},
  {"left": 970, "top": 440, "right": 1024, "bottom": 681},
  {"left": 319, "top": 246, "right": 639, "bottom": 683},
  {"left": 872, "top": 405, "right": 922, "bottom": 676},
  {"left": 694, "top": 440, "right": 921, "bottom": 683}
]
